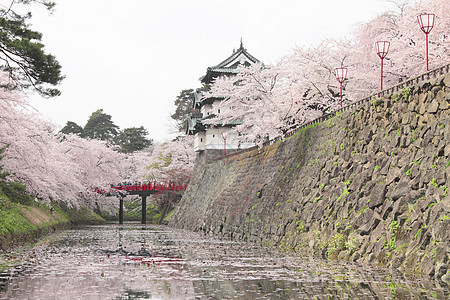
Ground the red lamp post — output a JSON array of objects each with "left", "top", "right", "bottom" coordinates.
[
  {"left": 221, "top": 132, "right": 228, "bottom": 156},
  {"left": 417, "top": 13, "right": 435, "bottom": 71},
  {"left": 375, "top": 41, "right": 390, "bottom": 91},
  {"left": 334, "top": 68, "right": 347, "bottom": 108}
]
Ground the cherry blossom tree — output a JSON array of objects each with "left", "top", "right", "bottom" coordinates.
[
  {"left": 141, "top": 136, "right": 195, "bottom": 185},
  {"left": 203, "top": 44, "right": 350, "bottom": 146},
  {"left": 58, "top": 134, "right": 126, "bottom": 187},
  {"left": 120, "top": 146, "right": 155, "bottom": 182},
  {"left": 203, "top": 0, "right": 449, "bottom": 146},
  {"left": 0, "top": 58, "right": 196, "bottom": 211},
  {"left": 1, "top": 75, "right": 193, "bottom": 211},
  {"left": 0, "top": 76, "right": 127, "bottom": 209},
  {"left": 353, "top": 0, "right": 449, "bottom": 84},
  {"left": 203, "top": 64, "right": 286, "bottom": 146},
  {"left": 0, "top": 86, "right": 79, "bottom": 206}
]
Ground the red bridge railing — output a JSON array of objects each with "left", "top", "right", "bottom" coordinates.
[
  {"left": 93, "top": 183, "right": 186, "bottom": 195},
  {"left": 112, "top": 183, "right": 186, "bottom": 192}
]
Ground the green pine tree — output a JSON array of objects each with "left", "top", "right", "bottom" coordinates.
[
  {"left": 115, "top": 126, "right": 152, "bottom": 153},
  {"left": 82, "top": 109, "right": 119, "bottom": 142},
  {"left": 0, "top": 1, "right": 63, "bottom": 97}
]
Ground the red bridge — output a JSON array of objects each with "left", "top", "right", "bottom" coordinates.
[
  {"left": 111, "top": 183, "right": 186, "bottom": 193},
  {"left": 94, "top": 183, "right": 186, "bottom": 196},
  {"left": 93, "top": 182, "right": 187, "bottom": 224}
]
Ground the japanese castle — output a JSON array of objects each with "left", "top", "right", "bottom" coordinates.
[{"left": 186, "top": 41, "right": 260, "bottom": 157}]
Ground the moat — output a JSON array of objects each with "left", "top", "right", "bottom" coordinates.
[{"left": 0, "top": 224, "right": 447, "bottom": 299}]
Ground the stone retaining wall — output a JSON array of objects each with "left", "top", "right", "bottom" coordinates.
[{"left": 171, "top": 73, "right": 449, "bottom": 283}]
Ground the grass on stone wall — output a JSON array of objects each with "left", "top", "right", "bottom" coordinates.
[
  {"left": 0, "top": 196, "right": 38, "bottom": 236},
  {"left": 0, "top": 192, "right": 74, "bottom": 236}
]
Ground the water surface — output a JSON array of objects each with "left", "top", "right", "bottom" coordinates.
[{"left": 0, "top": 224, "right": 447, "bottom": 299}]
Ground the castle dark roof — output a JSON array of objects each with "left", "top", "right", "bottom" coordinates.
[
  {"left": 186, "top": 41, "right": 260, "bottom": 135},
  {"left": 200, "top": 41, "right": 260, "bottom": 84}
]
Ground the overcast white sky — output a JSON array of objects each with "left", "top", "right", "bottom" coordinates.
[{"left": 26, "top": 0, "right": 397, "bottom": 142}]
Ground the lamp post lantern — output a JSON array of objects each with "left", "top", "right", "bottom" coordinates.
[
  {"left": 221, "top": 132, "right": 228, "bottom": 156},
  {"left": 334, "top": 68, "right": 347, "bottom": 108},
  {"left": 375, "top": 41, "right": 390, "bottom": 91},
  {"left": 417, "top": 13, "right": 435, "bottom": 71}
]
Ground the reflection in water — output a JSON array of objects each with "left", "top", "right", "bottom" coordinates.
[{"left": 0, "top": 223, "right": 447, "bottom": 299}]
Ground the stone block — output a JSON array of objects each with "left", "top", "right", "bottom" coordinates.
[
  {"left": 435, "top": 262, "right": 448, "bottom": 283},
  {"left": 400, "top": 135, "right": 412, "bottom": 148},
  {"left": 343, "top": 147, "right": 352, "bottom": 161},
  {"left": 435, "top": 220, "right": 449, "bottom": 244},
  {"left": 408, "top": 164, "right": 419, "bottom": 179},
  {"left": 435, "top": 90, "right": 447, "bottom": 109},
  {"left": 354, "top": 203, "right": 373, "bottom": 227},
  {"left": 368, "top": 184, "right": 387, "bottom": 209},
  {"left": 418, "top": 95, "right": 427, "bottom": 113},
  {"left": 427, "top": 99, "right": 439, "bottom": 113},
  {"left": 445, "top": 144, "right": 450, "bottom": 157},
  {"left": 431, "top": 86, "right": 440, "bottom": 97},
  {"left": 381, "top": 198, "right": 394, "bottom": 219},
  {"left": 391, "top": 196, "right": 408, "bottom": 220},
  {"left": 418, "top": 192, "right": 437, "bottom": 213},
  {"left": 410, "top": 114, "right": 418, "bottom": 129},
  {"left": 397, "top": 153, "right": 411, "bottom": 169},
  {"left": 361, "top": 126, "right": 374, "bottom": 144},
  {"left": 418, "top": 115, "right": 428, "bottom": 126},
  {"left": 387, "top": 180, "right": 410, "bottom": 201},
  {"left": 409, "top": 177, "right": 421, "bottom": 190},
  {"left": 442, "top": 73, "right": 450, "bottom": 87},
  {"left": 386, "top": 167, "right": 402, "bottom": 186},
  {"left": 435, "top": 170, "right": 447, "bottom": 186},
  {"left": 357, "top": 211, "right": 381, "bottom": 236},
  {"left": 422, "top": 130, "right": 434, "bottom": 146},
  {"left": 350, "top": 171, "right": 369, "bottom": 193},
  {"left": 380, "top": 160, "right": 391, "bottom": 176}
]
